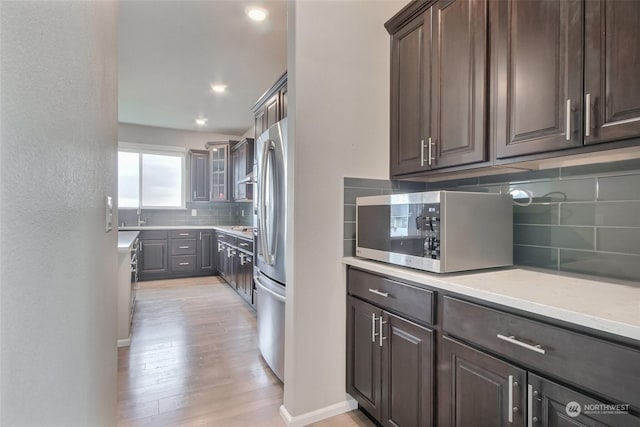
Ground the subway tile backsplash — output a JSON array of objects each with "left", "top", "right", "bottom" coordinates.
[
  {"left": 344, "top": 159, "right": 640, "bottom": 282},
  {"left": 118, "top": 202, "right": 253, "bottom": 227}
]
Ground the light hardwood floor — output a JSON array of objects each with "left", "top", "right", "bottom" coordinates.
[{"left": 117, "top": 276, "right": 375, "bottom": 427}]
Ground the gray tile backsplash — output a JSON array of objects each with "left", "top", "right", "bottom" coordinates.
[
  {"left": 118, "top": 202, "right": 253, "bottom": 227},
  {"left": 344, "top": 159, "right": 640, "bottom": 282}
]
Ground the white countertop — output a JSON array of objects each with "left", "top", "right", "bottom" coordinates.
[
  {"left": 119, "top": 225, "right": 254, "bottom": 240},
  {"left": 343, "top": 257, "right": 640, "bottom": 342},
  {"left": 120, "top": 225, "right": 219, "bottom": 230},
  {"left": 117, "top": 231, "right": 139, "bottom": 253}
]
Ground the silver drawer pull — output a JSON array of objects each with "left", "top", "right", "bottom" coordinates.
[
  {"left": 179, "top": 233, "right": 189, "bottom": 236},
  {"left": 368, "top": 288, "right": 389, "bottom": 297},
  {"left": 497, "top": 334, "right": 546, "bottom": 355},
  {"left": 179, "top": 262, "right": 190, "bottom": 266},
  {"left": 240, "top": 243, "right": 249, "bottom": 247},
  {"left": 179, "top": 246, "right": 189, "bottom": 249}
]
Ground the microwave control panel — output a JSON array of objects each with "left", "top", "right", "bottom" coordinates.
[{"left": 417, "top": 204, "right": 440, "bottom": 259}]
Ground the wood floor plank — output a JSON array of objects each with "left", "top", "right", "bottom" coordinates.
[{"left": 117, "top": 276, "right": 373, "bottom": 427}]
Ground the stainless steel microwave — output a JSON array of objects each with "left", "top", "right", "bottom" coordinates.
[{"left": 356, "top": 191, "right": 513, "bottom": 273}]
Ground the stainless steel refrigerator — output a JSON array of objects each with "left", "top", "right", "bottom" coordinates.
[{"left": 254, "top": 118, "right": 287, "bottom": 382}]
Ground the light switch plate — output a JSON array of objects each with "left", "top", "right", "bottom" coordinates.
[
  {"left": 191, "top": 209, "right": 197, "bottom": 217},
  {"left": 106, "top": 196, "right": 113, "bottom": 232}
]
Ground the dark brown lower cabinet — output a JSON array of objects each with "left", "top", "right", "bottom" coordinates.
[
  {"left": 529, "top": 373, "right": 640, "bottom": 427},
  {"left": 236, "top": 253, "right": 253, "bottom": 305},
  {"left": 439, "top": 336, "right": 526, "bottom": 427},
  {"left": 347, "top": 297, "right": 383, "bottom": 419},
  {"left": 139, "top": 239, "right": 168, "bottom": 277},
  {"left": 347, "top": 296, "right": 434, "bottom": 426}
]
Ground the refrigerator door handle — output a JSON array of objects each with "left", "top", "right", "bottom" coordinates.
[
  {"left": 259, "top": 140, "right": 276, "bottom": 266},
  {"left": 255, "top": 274, "right": 286, "bottom": 303},
  {"left": 258, "top": 139, "right": 270, "bottom": 264}
]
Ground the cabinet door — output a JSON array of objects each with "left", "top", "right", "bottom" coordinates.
[
  {"left": 280, "top": 86, "right": 287, "bottom": 119},
  {"left": 494, "top": 0, "right": 583, "bottom": 158},
  {"left": 197, "top": 230, "right": 214, "bottom": 273},
  {"left": 528, "top": 373, "right": 640, "bottom": 427},
  {"left": 430, "top": 0, "right": 488, "bottom": 169},
  {"left": 584, "top": 1, "right": 640, "bottom": 145},
  {"left": 234, "top": 145, "right": 246, "bottom": 201},
  {"left": 190, "top": 151, "right": 210, "bottom": 202},
  {"left": 390, "top": 11, "right": 431, "bottom": 176},
  {"left": 381, "top": 312, "right": 434, "bottom": 427},
  {"left": 210, "top": 144, "right": 229, "bottom": 201},
  {"left": 265, "top": 95, "right": 279, "bottom": 129},
  {"left": 347, "top": 296, "right": 383, "bottom": 419},
  {"left": 139, "top": 240, "right": 168, "bottom": 275},
  {"left": 255, "top": 110, "right": 265, "bottom": 139},
  {"left": 439, "top": 336, "right": 526, "bottom": 426}
]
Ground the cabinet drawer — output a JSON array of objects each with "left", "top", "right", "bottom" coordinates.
[
  {"left": 139, "top": 230, "right": 168, "bottom": 240},
  {"left": 236, "top": 237, "right": 253, "bottom": 253},
  {"left": 442, "top": 296, "right": 640, "bottom": 408},
  {"left": 171, "top": 239, "right": 196, "bottom": 255},
  {"left": 170, "top": 230, "right": 197, "bottom": 239},
  {"left": 171, "top": 255, "right": 196, "bottom": 273},
  {"left": 348, "top": 268, "right": 434, "bottom": 326}
]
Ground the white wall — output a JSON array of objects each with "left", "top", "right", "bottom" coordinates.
[
  {"left": 0, "top": 2, "right": 118, "bottom": 425},
  {"left": 119, "top": 122, "right": 242, "bottom": 150},
  {"left": 284, "top": 0, "right": 404, "bottom": 419}
]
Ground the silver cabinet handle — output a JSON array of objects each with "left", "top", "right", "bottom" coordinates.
[
  {"left": 179, "top": 262, "right": 189, "bottom": 266},
  {"left": 239, "top": 243, "right": 249, "bottom": 247},
  {"left": 497, "top": 334, "right": 546, "bottom": 355},
  {"left": 527, "top": 384, "right": 534, "bottom": 427},
  {"left": 179, "top": 246, "right": 189, "bottom": 249},
  {"left": 566, "top": 99, "right": 572, "bottom": 141},
  {"left": 199, "top": 232, "right": 202, "bottom": 240},
  {"left": 217, "top": 242, "right": 223, "bottom": 252},
  {"left": 585, "top": 93, "right": 591, "bottom": 137},
  {"left": 428, "top": 137, "right": 433, "bottom": 166},
  {"left": 179, "top": 233, "right": 189, "bottom": 236},
  {"left": 371, "top": 313, "right": 379, "bottom": 343},
  {"left": 508, "top": 375, "right": 514, "bottom": 423},
  {"left": 379, "top": 316, "right": 387, "bottom": 347},
  {"left": 239, "top": 253, "right": 246, "bottom": 265},
  {"left": 420, "top": 139, "right": 425, "bottom": 167},
  {"left": 193, "top": 191, "right": 196, "bottom": 199},
  {"left": 368, "top": 288, "right": 389, "bottom": 297}
]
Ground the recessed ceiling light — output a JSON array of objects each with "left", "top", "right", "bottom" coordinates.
[
  {"left": 195, "top": 118, "right": 208, "bottom": 126},
  {"left": 246, "top": 7, "right": 268, "bottom": 22},
  {"left": 211, "top": 84, "right": 227, "bottom": 93}
]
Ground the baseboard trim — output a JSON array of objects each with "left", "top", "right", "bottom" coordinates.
[
  {"left": 117, "top": 336, "right": 131, "bottom": 348},
  {"left": 280, "top": 395, "right": 358, "bottom": 427}
]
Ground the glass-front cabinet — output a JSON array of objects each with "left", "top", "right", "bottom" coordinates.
[{"left": 206, "top": 142, "right": 230, "bottom": 202}]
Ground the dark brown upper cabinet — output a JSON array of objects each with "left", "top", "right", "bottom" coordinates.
[
  {"left": 231, "top": 138, "right": 254, "bottom": 202},
  {"left": 390, "top": 11, "right": 430, "bottom": 176},
  {"left": 431, "top": 0, "right": 488, "bottom": 169},
  {"left": 493, "top": 0, "right": 584, "bottom": 159},
  {"left": 189, "top": 150, "right": 210, "bottom": 202},
  {"left": 388, "top": 0, "right": 488, "bottom": 177},
  {"left": 584, "top": 0, "right": 640, "bottom": 145},
  {"left": 252, "top": 72, "right": 287, "bottom": 141}
]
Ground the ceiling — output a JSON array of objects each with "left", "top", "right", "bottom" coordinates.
[{"left": 118, "top": 0, "right": 287, "bottom": 136}]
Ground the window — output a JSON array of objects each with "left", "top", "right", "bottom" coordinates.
[{"left": 118, "top": 143, "right": 186, "bottom": 209}]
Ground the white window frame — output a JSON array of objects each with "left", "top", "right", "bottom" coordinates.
[{"left": 118, "top": 142, "right": 187, "bottom": 210}]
